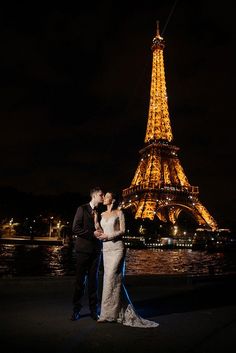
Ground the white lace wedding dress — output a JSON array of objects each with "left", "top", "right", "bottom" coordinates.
[{"left": 99, "top": 210, "right": 159, "bottom": 328}]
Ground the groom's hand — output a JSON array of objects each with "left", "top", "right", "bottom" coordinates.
[
  {"left": 94, "top": 230, "right": 103, "bottom": 238},
  {"left": 97, "top": 233, "right": 108, "bottom": 241}
]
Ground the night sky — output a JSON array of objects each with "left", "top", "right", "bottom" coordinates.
[{"left": 0, "top": 1, "right": 235, "bottom": 224}]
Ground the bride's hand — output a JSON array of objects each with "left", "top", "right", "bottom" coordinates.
[{"left": 97, "top": 233, "right": 109, "bottom": 241}]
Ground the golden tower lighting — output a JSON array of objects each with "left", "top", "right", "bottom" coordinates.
[{"left": 122, "top": 22, "right": 218, "bottom": 231}]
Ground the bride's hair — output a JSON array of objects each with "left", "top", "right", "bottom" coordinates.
[{"left": 107, "top": 191, "right": 120, "bottom": 211}]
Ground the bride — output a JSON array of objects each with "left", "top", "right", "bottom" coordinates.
[{"left": 94, "top": 191, "right": 159, "bottom": 328}]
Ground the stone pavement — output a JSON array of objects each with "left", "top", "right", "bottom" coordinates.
[{"left": 0, "top": 274, "right": 235, "bottom": 353}]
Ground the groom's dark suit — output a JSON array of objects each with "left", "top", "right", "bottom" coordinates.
[{"left": 72, "top": 203, "right": 102, "bottom": 315}]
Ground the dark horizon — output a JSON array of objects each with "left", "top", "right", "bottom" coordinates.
[{"left": 0, "top": 186, "right": 235, "bottom": 232}]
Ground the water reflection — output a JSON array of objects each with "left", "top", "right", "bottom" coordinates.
[
  {"left": 0, "top": 244, "right": 76, "bottom": 277},
  {"left": 0, "top": 244, "right": 235, "bottom": 277},
  {"left": 125, "top": 248, "right": 234, "bottom": 275}
]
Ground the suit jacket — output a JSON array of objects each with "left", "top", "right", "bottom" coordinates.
[{"left": 72, "top": 203, "right": 102, "bottom": 253}]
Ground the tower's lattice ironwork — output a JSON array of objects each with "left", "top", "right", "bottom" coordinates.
[{"left": 122, "top": 23, "right": 217, "bottom": 230}]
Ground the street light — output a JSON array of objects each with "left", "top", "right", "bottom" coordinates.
[
  {"left": 57, "top": 220, "right": 61, "bottom": 238},
  {"left": 49, "top": 217, "right": 54, "bottom": 238},
  {"left": 9, "top": 218, "right": 13, "bottom": 237}
]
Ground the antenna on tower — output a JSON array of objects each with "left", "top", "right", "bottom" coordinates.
[
  {"left": 155, "top": 20, "right": 163, "bottom": 40},
  {"left": 156, "top": 20, "right": 160, "bottom": 37}
]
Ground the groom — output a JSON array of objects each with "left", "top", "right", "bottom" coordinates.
[{"left": 71, "top": 187, "right": 104, "bottom": 321}]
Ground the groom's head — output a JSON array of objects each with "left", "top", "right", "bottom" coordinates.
[{"left": 90, "top": 187, "right": 104, "bottom": 206}]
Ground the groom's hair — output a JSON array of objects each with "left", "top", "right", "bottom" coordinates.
[{"left": 90, "top": 186, "right": 102, "bottom": 197}]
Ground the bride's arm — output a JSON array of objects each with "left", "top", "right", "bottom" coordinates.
[
  {"left": 107, "top": 210, "right": 125, "bottom": 240},
  {"left": 94, "top": 211, "right": 103, "bottom": 231}
]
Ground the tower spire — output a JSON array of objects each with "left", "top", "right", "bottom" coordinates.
[
  {"left": 156, "top": 20, "right": 160, "bottom": 37},
  {"left": 122, "top": 23, "right": 218, "bottom": 231},
  {"left": 155, "top": 20, "right": 162, "bottom": 39}
]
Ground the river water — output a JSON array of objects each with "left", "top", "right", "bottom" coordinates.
[{"left": 1, "top": 243, "right": 236, "bottom": 277}]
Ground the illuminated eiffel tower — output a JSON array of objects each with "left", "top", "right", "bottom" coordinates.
[{"left": 122, "top": 22, "right": 218, "bottom": 231}]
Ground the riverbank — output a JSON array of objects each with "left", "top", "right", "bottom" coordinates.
[
  {"left": 0, "top": 235, "right": 64, "bottom": 245},
  {"left": 0, "top": 274, "right": 235, "bottom": 353},
  {"left": 1, "top": 234, "right": 236, "bottom": 251}
]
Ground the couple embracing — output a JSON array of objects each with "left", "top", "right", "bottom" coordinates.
[{"left": 71, "top": 186, "right": 159, "bottom": 328}]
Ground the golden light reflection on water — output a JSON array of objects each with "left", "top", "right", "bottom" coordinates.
[
  {"left": 0, "top": 244, "right": 235, "bottom": 276},
  {"left": 125, "top": 248, "right": 230, "bottom": 276}
]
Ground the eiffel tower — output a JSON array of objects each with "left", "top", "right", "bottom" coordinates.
[{"left": 122, "top": 22, "right": 218, "bottom": 231}]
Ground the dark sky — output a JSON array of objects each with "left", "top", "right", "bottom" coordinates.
[{"left": 0, "top": 1, "right": 235, "bottom": 223}]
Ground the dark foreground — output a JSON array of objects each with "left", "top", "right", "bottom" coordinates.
[{"left": 0, "top": 274, "right": 236, "bottom": 353}]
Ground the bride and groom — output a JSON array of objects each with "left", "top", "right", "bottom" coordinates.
[{"left": 71, "top": 186, "right": 159, "bottom": 328}]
